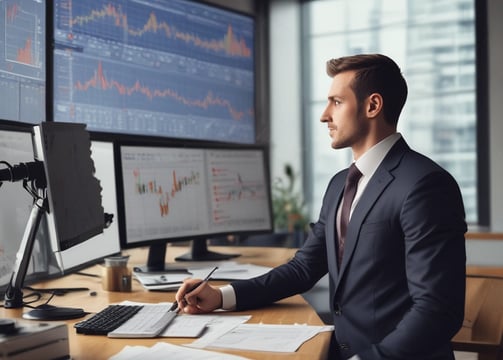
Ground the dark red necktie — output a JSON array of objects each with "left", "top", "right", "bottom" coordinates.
[{"left": 338, "top": 163, "right": 362, "bottom": 268}]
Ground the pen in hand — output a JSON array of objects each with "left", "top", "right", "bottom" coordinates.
[{"left": 169, "top": 266, "right": 218, "bottom": 312}]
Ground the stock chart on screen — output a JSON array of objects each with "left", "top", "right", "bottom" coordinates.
[
  {"left": 119, "top": 145, "right": 272, "bottom": 246},
  {"left": 53, "top": 0, "right": 256, "bottom": 143},
  {"left": 0, "top": 0, "right": 45, "bottom": 123}
]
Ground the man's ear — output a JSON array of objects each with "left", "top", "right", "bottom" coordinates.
[{"left": 367, "top": 93, "right": 383, "bottom": 118}]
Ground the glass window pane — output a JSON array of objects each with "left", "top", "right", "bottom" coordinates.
[{"left": 303, "top": 0, "right": 478, "bottom": 223}]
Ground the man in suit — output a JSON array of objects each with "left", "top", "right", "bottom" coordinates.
[{"left": 176, "top": 54, "right": 467, "bottom": 360}]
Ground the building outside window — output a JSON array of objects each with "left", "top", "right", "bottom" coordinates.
[{"left": 302, "top": 0, "right": 478, "bottom": 223}]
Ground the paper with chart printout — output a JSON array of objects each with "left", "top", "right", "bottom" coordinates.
[
  {"left": 109, "top": 342, "right": 250, "bottom": 360},
  {"left": 196, "top": 323, "right": 334, "bottom": 353}
]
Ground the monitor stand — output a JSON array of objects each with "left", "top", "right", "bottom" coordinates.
[
  {"left": 135, "top": 240, "right": 240, "bottom": 273},
  {"left": 175, "top": 239, "right": 240, "bottom": 262}
]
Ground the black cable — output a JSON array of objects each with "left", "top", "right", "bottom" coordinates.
[
  {"left": 75, "top": 271, "right": 101, "bottom": 278},
  {"left": 23, "top": 286, "right": 90, "bottom": 296}
]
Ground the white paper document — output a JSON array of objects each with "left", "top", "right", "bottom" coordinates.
[
  {"left": 183, "top": 314, "right": 252, "bottom": 348},
  {"left": 202, "top": 323, "right": 334, "bottom": 353},
  {"left": 179, "top": 262, "right": 272, "bottom": 281},
  {"left": 207, "top": 263, "right": 272, "bottom": 280},
  {"left": 109, "top": 342, "right": 250, "bottom": 360},
  {"left": 133, "top": 271, "right": 188, "bottom": 291},
  {"left": 133, "top": 262, "right": 272, "bottom": 291}
]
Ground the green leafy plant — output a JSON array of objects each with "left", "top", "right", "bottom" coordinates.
[{"left": 271, "top": 164, "right": 308, "bottom": 232}]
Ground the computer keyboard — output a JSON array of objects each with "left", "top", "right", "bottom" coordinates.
[{"left": 74, "top": 304, "right": 177, "bottom": 338}]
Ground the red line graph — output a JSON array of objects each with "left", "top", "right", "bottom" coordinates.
[
  {"left": 6, "top": 3, "right": 36, "bottom": 66},
  {"left": 74, "top": 61, "right": 250, "bottom": 121},
  {"left": 70, "top": 4, "right": 251, "bottom": 58},
  {"left": 6, "top": 4, "right": 20, "bottom": 22},
  {"left": 133, "top": 168, "right": 200, "bottom": 217},
  {"left": 16, "top": 37, "right": 33, "bottom": 65}
]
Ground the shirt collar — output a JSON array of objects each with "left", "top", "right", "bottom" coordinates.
[{"left": 354, "top": 133, "right": 402, "bottom": 178}]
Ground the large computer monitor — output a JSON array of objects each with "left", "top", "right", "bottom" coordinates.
[
  {"left": 115, "top": 141, "right": 273, "bottom": 271},
  {"left": 52, "top": 0, "right": 256, "bottom": 144},
  {"left": 0, "top": 0, "right": 45, "bottom": 124}
]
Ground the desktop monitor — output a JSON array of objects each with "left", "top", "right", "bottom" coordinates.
[
  {"left": 52, "top": 0, "right": 256, "bottom": 144},
  {"left": 32, "top": 122, "right": 105, "bottom": 256},
  {"left": 2, "top": 122, "right": 105, "bottom": 318},
  {"left": 0, "top": 128, "right": 120, "bottom": 296},
  {"left": 115, "top": 141, "right": 273, "bottom": 271},
  {"left": 55, "top": 140, "right": 121, "bottom": 273},
  {"left": 0, "top": 0, "right": 45, "bottom": 124}
]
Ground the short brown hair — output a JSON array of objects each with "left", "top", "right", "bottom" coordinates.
[{"left": 326, "top": 54, "right": 407, "bottom": 126}]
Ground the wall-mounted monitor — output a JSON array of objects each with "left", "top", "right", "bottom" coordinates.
[
  {"left": 52, "top": 0, "right": 256, "bottom": 144},
  {"left": 115, "top": 141, "right": 273, "bottom": 271},
  {"left": 0, "top": 0, "right": 45, "bottom": 124}
]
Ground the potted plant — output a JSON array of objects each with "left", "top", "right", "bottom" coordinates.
[{"left": 271, "top": 164, "right": 309, "bottom": 239}]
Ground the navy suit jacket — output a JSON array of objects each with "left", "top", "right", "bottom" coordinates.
[{"left": 231, "top": 138, "right": 467, "bottom": 359}]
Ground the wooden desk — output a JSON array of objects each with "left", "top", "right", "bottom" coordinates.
[
  {"left": 1, "top": 246, "right": 331, "bottom": 360},
  {"left": 451, "top": 267, "right": 503, "bottom": 359}
]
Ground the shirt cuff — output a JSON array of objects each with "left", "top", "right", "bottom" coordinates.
[{"left": 219, "top": 284, "right": 237, "bottom": 311}]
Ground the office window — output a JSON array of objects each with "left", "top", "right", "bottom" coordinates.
[{"left": 302, "top": 0, "right": 480, "bottom": 223}]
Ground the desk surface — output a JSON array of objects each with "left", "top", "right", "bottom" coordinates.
[
  {"left": 1, "top": 245, "right": 331, "bottom": 360},
  {"left": 450, "top": 266, "right": 503, "bottom": 357}
]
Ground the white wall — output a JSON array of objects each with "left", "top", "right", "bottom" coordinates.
[{"left": 269, "top": 0, "right": 303, "bottom": 186}]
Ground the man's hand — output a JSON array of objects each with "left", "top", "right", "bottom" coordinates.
[{"left": 175, "top": 278, "right": 223, "bottom": 314}]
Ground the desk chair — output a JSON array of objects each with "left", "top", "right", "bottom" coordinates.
[{"left": 452, "top": 275, "right": 503, "bottom": 360}]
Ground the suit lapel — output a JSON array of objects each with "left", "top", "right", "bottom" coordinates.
[{"left": 334, "top": 138, "right": 409, "bottom": 289}]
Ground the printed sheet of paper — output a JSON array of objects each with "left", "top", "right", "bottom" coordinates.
[
  {"left": 203, "top": 323, "right": 334, "bottom": 353},
  {"left": 109, "top": 342, "right": 250, "bottom": 360},
  {"left": 183, "top": 314, "right": 252, "bottom": 347}
]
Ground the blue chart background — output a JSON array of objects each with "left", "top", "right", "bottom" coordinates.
[{"left": 53, "top": 0, "right": 255, "bottom": 143}]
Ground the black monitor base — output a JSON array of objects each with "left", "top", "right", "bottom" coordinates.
[
  {"left": 175, "top": 239, "right": 240, "bottom": 261},
  {"left": 141, "top": 240, "right": 240, "bottom": 272},
  {"left": 22, "top": 304, "right": 86, "bottom": 321}
]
